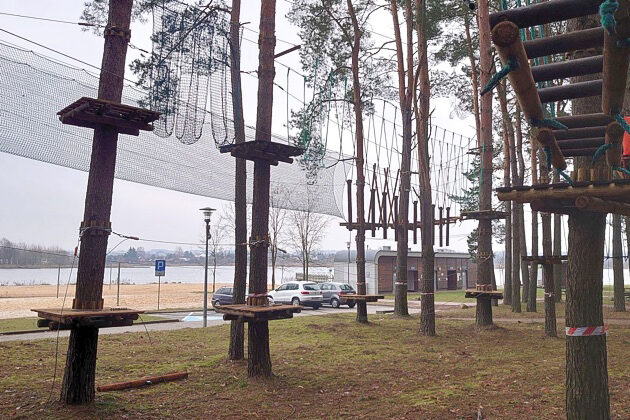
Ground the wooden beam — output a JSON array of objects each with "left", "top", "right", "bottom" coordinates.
[
  {"left": 489, "top": 0, "right": 602, "bottom": 29},
  {"left": 555, "top": 113, "right": 613, "bottom": 129},
  {"left": 524, "top": 27, "right": 604, "bottom": 59},
  {"left": 605, "top": 122, "right": 625, "bottom": 167},
  {"left": 497, "top": 182, "right": 630, "bottom": 204},
  {"left": 557, "top": 137, "right": 605, "bottom": 149},
  {"left": 575, "top": 195, "right": 630, "bottom": 217},
  {"left": 532, "top": 56, "right": 602, "bottom": 83},
  {"left": 537, "top": 128, "right": 566, "bottom": 170},
  {"left": 538, "top": 80, "right": 602, "bottom": 103},
  {"left": 602, "top": 1, "right": 630, "bottom": 115},
  {"left": 273, "top": 45, "right": 300, "bottom": 59},
  {"left": 553, "top": 126, "right": 607, "bottom": 140},
  {"left": 561, "top": 147, "right": 599, "bottom": 157}
]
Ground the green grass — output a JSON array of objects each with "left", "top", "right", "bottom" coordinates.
[
  {"left": 0, "top": 314, "right": 166, "bottom": 334},
  {"left": 1, "top": 314, "right": 629, "bottom": 418}
]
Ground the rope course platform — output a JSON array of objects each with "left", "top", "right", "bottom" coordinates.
[
  {"left": 460, "top": 210, "right": 509, "bottom": 220},
  {"left": 464, "top": 289, "right": 504, "bottom": 300},
  {"left": 57, "top": 97, "right": 160, "bottom": 136},
  {"left": 213, "top": 304, "right": 302, "bottom": 322},
  {"left": 219, "top": 140, "right": 305, "bottom": 165},
  {"left": 31, "top": 307, "right": 143, "bottom": 330},
  {"left": 522, "top": 255, "right": 568, "bottom": 265},
  {"left": 340, "top": 294, "right": 384, "bottom": 303}
]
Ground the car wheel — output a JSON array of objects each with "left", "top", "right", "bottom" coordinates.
[
  {"left": 347, "top": 302, "right": 356, "bottom": 309},
  {"left": 331, "top": 298, "right": 340, "bottom": 308},
  {"left": 291, "top": 297, "right": 300, "bottom": 306},
  {"left": 313, "top": 304, "right": 320, "bottom": 310},
  {"left": 212, "top": 300, "right": 219, "bottom": 308}
]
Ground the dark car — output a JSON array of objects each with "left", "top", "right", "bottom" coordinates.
[
  {"left": 211, "top": 287, "right": 234, "bottom": 307},
  {"left": 319, "top": 282, "right": 356, "bottom": 308}
]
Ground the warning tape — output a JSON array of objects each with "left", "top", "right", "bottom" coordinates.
[{"left": 565, "top": 326, "right": 608, "bottom": 336}]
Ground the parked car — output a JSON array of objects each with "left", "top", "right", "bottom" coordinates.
[
  {"left": 267, "top": 281, "right": 323, "bottom": 309},
  {"left": 318, "top": 282, "right": 356, "bottom": 308},
  {"left": 211, "top": 287, "right": 234, "bottom": 307}
]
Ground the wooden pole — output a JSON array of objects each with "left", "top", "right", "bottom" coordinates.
[
  {"left": 497, "top": 183, "right": 630, "bottom": 203},
  {"left": 602, "top": 1, "right": 630, "bottom": 116},
  {"left": 537, "top": 128, "right": 566, "bottom": 170},
  {"left": 531, "top": 55, "right": 602, "bottom": 83},
  {"left": 117, "top": 262, "right": 120, "bottom": 306},
  {"left": 553, "top": 126, "right": 607, "bottom": 140},
  {"left": 489, "top": 0, "right": 601, "bottom": 29},
  {"left": 555, "top": 113, "right": 613, "bottom": 129},
  {"left": 57, "top": 264, "right": 61, "bottom": 299},
  {"left": 60, "top": 0, "right": 132, "bottom": 404},
  {"left": 97, "top": 371, "right": 188, "bottom": 392},
  {"left": 605, "top": 122, "right": 625, "bottom": 167},
  {"left": 524, "top": 27, "right": 604, "bottom": 59},
  {"left": 575, "top": 196, "right": 630, "bottom": 217},
  {"left": 538, "top": 79, "right": 602, "bottom": 104}
]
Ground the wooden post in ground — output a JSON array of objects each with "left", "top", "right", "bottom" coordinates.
[
  {"left": 60, "top": 0, "right": 133, "bottom": 404},
  {"left": 247, "top": 0, "right": 276, "bottom": 377},
  {"left": 540, "top": 150, "right": 556, "bottom": 336}
]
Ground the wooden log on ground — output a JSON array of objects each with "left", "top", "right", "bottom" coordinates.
[
  {"left": 524, "top": 27, "right": 604, "bottom": 59},
  {"left": 537, "top": 128, "right": 567, "bottom": 170},
  {"left": 538, "top": 80, "right": 602, "bottom": 104},
  {"left": 555, "top": 113, "right": 614, "bottom": 129},
  {"left": 97, "top": 371, "right": 188, "bottom": 392},
  {"left": 606, "top": 122, "right": 625, "bottom": 167},
  {"left": 575, "top": 196, "right": 630, "bottom": 217},
  {"left": 602, "top": 1, "right": 630, "bottom": 115},
  {"left": 553, "top": 126, "right": 607, "bottom": 140},
  {"left": 489, "top": 0, "right": 601, "bottom": 29},
  {"left": 557, "top": 138, "right": 605, "bottom": 149},
  {"left": 532, "top": 56, "right": 603, "bottom": 83}
]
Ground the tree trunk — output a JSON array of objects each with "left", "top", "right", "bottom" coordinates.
[
  {"left": 612, "top": 213, "right": 626, "bottom": 311},
  {"left": 528, "top": 140, "right": 538, "bottom": 312},
  {"left": 247, "top": 0, "right": 276, "bottom": 378},
  {"left": 61, "top": 0, "right": 132, "bottom": 404},
  {"left": 510, "top": 107, "right": 522, "bottom": 313},
  {"left": 415, "top": 0, "right": 434, "bottom": 335},
  {"left": 475, "top": 0, "right": 493, "bottom": 327},
  {"left": 464, "top": 9, "right": 481, "bottom": 143},
  {"left": 515, "top": 111, "right": 530, "bottom": 302},
  {"left": 497, "top": 81, "right": 513, "bottom": 306},
  {"left": 553, "top": 172, "right": 563, "bottom": 303},
  {"left": 540, "top": 151, "right": 556, "bottom": 336}
]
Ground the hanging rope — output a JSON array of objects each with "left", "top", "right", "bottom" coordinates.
[
  {"left": 592, "top": 143, "right": 614, "bottom": 165},
  {"left": 614, "top": 112, "right": 630, "bottom": 135},
  {"left": 557, "top": 169, "right": 575, "bottom": 186},
  {"left": 531, "top": 117, "right": 568, "bottom": 130},
  {"left": 600, "top": 0, "right": 619, "bottom": 36},
  {"left": 612, "top": 166, "right": 630, "bottom": 176},
  {"left": 481, "top": 56, "right": 518, "bottom": 96},
  {"left": 544, "top": 146, "right": 552, "bottom": 171}
]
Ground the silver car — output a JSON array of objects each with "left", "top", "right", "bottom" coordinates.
[
  {"left": 319, "top": 282, "right": 356, "bottom": 308},
  {"left": 267, "top": 281, "right": 323, "bottom": 309}
]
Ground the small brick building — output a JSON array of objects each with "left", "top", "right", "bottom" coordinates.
[{"left": 333, "top": 247, "right": 477, "bottom": 294}]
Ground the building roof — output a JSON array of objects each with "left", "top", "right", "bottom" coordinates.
[{"left": 333, "top": 248, "right": 472, "bottom": 263}]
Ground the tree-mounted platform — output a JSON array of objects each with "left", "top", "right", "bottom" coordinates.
[
  {"left": 522, "top": 255, "right": 568, "bottom": 265},
  {"left": 57, "top": 97, "right": 160, "bottom": 136},
  {"left": 219, "top": 140, "right": 304, "bottom": 165},
  {"left": 214, "top": 304, "right": 302, "bottom": 322},
  {"left": 464, "top": 289, "right": 504, "bottom": 300},
  {"left": 32, "top": 307, "right": 143, "bottom": 330},
  {"left": 340, "top": 294, "right": 384, "bottom": 303},
  {"left": 460, "top": 210, "right": 509, "bottom": 220}
]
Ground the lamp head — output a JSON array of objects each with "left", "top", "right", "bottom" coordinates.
[{"left": 200, "top": 207, "right": 216, "bottom": 223}]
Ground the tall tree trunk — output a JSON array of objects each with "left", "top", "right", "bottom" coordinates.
[
  {"left": 540, "top": 147, "right": 556, "bottom": 336},
  {"left": 415, "top": 0, "right": 434, "bottom": 335},
  {"left": 61, "top": 0, "right": 132, "bottom": 404},
  {"left": 511, "top": 107, "right": 522, "bottom": 313},
  {"left": 553, "top": 172, "right": 563, "bottom": 302},
  {"left": 347, "top": 0, "right": 368, "bottom": 323},
  {"left": 612, "top": 213, "right": 626, "bottom": 311},
  {"left": 528, "top": 139, "right": 538, "bottom": 312},
  {"left": 475, "top": 0, "right": 494, "bottom": 327},
  {"left": 497, "top": 81, "right": 512, "bottom": 306},
  {"left": 515, "top": 111, "right": 530, "bottom": 302},
  {"left": 247, "top": 0, "right": 276, "bottom": 378},
  {"left": 464, "top": 10, "right": 481, "bottom": 145},
  {"left": 565, "top": 14, "right": 609, "bottom": 418}
]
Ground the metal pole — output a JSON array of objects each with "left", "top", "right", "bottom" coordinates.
[
  {"left": 57, "top": 264, "right": 61, "bottom": 298},
  {"left": 347, "top": 248, "right": 350, "bottom": 284},
  {"left": 203, "top": 221, "right": 209, "bottom": 327},
  {"left": 157, "top": 275, "right": 161, "bottom": 311},
  {"left": 116, "top": 262, "right": 121, "bottom": 306}
]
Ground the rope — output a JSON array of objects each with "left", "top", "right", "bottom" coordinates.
[
  {"left": 613, "top": 112, "right": 630, "bottom": 135},
  {"left": 612, "top": 166, "right": 630, "bottom": 177},
  {"left": 544, "top": 146, "right": 552, "bottom": 172},
  {"left": 480, "top": 56, "right": 518, "bottom": 96},
  {"left": 557, "top": 169, "right": 574, "bottom": 186},
  {"left": 531, "top": 117, "right": 568, "bottom": 130},
  {"left": 600, "top": 0, "right": 619, "bottom": 36},
  {"left": 592, "top": 143, "right": 613, "bottom": 165}
]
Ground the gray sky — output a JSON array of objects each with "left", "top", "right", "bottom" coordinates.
[{"left": 0, "top": 0, "right": 482, "bottom": 255}]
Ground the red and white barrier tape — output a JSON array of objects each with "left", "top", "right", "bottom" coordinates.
[{"left": 565, "top": 326, "right": 608, "bottom": 337}]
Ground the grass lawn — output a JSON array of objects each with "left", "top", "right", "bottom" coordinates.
[
  {"left": 0, "top": 314, "right": 166, "bottom": 334},
  {"left": 438, "top": 302, "right": 630, "bottom": 321},
  {"left": 1, "top": 315, "right": 629, "bottom": 418}
]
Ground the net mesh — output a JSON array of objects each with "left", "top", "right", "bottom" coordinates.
[{"left": 0, "top": 41, "right": 345, "bottom": 218}]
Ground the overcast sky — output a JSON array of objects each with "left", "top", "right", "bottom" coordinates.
[{"left": 0, "top": 0, "right": 485, "bottom": 256}]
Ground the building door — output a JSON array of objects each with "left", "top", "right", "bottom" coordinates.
[
  {"left": 447, "top": 270, "right": 457, "bottom": 290},
  {"left": 407, "top": 270, "right": 418, "bottom": 292}
]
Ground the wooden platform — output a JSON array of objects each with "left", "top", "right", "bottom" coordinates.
[
  {"left": 340, "top": 294, "right": 384, "bottom": 303},
  {"left": 219, "top": 140, "right": 304, "bottom": 165},
  {"left": 497, "top": 180, "right": 630, "bottom": 204},
  {"left": 32, "top": 307, "right": 143, "bottom": 329},
  {"left": 464, "top": 290, "right": 504, "bottom": 299},
  {"left": 522, "top": 255, "right": 567, "bottom": 265},
  {"left": 57, "top": 97, "right": 160, "bottom": 136},
  {"left": 460, "top": 210, "right": 509, "bottom": 220},
  {"left": 214, "top": 304, "right": 302, "bottom": 322}
]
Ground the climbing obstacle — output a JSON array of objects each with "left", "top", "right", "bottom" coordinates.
[
  {"left": 215, "top": 303, "right": 302, "bottom": 322},
  {"left": 465, "top": 284, "right": 503, "bottom": 300},
  {"left": 32, "top": 307, "right": 143, "bottom": 330}
]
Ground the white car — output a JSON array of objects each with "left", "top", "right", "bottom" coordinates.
[{"left": 267, "top": 281, "right": 323, "bottom": 309}]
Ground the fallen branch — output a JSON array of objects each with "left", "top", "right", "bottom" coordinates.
[{"left": 97, "top": 371, "right": 188, "bottom": 392}]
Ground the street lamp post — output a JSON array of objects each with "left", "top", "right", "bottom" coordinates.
[
  {"left": 346, "top": 241, "right": 351, "bottom": 284},
  {"left": 200, "top": 207, "right": 215, "bottom": 327}
]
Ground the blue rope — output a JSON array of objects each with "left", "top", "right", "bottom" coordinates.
[
  {"left": 543, "top": 146, "right": 552, "bottom": 171},
  {"left": 612, "top": 166, "right": 630, "bottom": 177},
  {"left": 501, "top": 0, "right": 508, "bottom": 10},
  {"left": 614, "top": 113, "right": 630, "bottom": 135},
  {"left": 558, "top": 169, "right": 575, "bottom": 186},
  {"left": 592, "top": 143, "right": 614, "bottom": 165},
  {"left": 531, "top": 117, "right": 568, "bottom": 130},
  {"left": 481, "top": 56, "right": 518, "bottom": 96},
  {"left": 600, "top": 0, "right": 619, "bottom": 36}
]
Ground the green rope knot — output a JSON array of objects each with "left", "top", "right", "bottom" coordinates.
[
  {"left": 600, "top": 0, "right": 619, "bottom": 36},
  {"left": 543, "top": 146, "right": 552, "bottom": 171},
  {"left": 481, "top": 56, "right": 518, "bottom": 96},
  {"left": 558, "top": 169, "right": 574, "bottom": 186},
  {"left": 613, "top": 113, "right": 630, "bottom": 135},
  {"left": 531, "top": 117, "right": 568, "bottom": 130},
  {"left": 592, "top": 143, "right": 613, "bottom": 165},
  {"left": 612, "top": 166, "right": 630, "bottom": 177}
]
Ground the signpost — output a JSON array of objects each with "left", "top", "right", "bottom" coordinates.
[{"left": 155, "top": 259, "right": 166, "bottom": 310}]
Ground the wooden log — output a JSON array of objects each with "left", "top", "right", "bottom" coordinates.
[
  {"left": 575, "top": 196, "right": 630, "bottom": 217},
  {"left": 346, "top": 179, "right": 352, "bottom": 231},
  {"left": 555, "top": 113, "right": 614, "bottom": 129},
  {"left": 537, "top": 128, "right": 566, "bottom": 170},
  {"left": 413, "top": 200, "right": 418, "bottom": 245},
  {"left": 553, "top": 126, "right": 607, "bottom": 140},
  {"left": 538, "top": 80, "right": 602, "bottom": 104},
  {"left": 489, "top": 0, "right": 601, "bottom": 29},
  {"left": 532, "top": 56, "right": 603, "bottom": 83},
  {"left": 602, "top": 1, "right": 630, "bottom": 115},
  {"left": 97, "top": 371, "right": 188, "bottom": 392},
  {"left": 530, "top": 198, "right": 575, "bottom": 215},
  {"left": 524, "top": 27, "right": 604, "bottom": 59},
  {"left": 439, "top": 206, "right": 443, "bottom": 247},
  {"left": 562, "top": 148, "right": 599, "bottom": 157},
  {"left": 394, "top": 195, "right": 399, "bottom": 242},
  {"left": 37, "top": 319, "right": 51, "bottom": 328},
  {"left": 557, "top": 138, "right": 605, "bottom": 149},
  {"left": 370, "top": 188, "right": 376, "bottom": 237},
  {"left": 446, "top": 207, "right": 451, "bottom": 246},
  {"left": 577, "top": 167, "right": 590, "bottom": 182},
  {"left": 497, "top": 182, "right": 630, "bottom": 204},
  {"left": 382, "top": 191, "right": 388, "bottom": 239},
  {"left": 605, "top": 122, "right": 625, "bottom": 167}
]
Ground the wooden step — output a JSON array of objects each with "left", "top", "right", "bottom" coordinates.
[
  {"left": 538, "top": 80, "right": 602, "bottom": 103},
  {"left": 490, "top": 0, "right": 602, "bottom": 29},
  {"left": 524, "top": 27, "right": 604, "bottom": 59},
  {"left": 532, "top": 56, "right": 602, "bottom": 83}
]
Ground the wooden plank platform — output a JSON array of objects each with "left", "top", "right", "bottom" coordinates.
[
  {"left": 522, "top": 255, "right": 568, "bottom": 265},
  {"left": 496, "top": 180, "right": 630, "bottom": 204},
  {"left": 219, "top": 140, "right": 304, "bottom": 165},
  {"left": 464, "top": 290, "right": 504, "bottom": 299},
  {"left": 32, "top": 307, "right": 143, "bottom": 329},
  {"left": 57, "top": 97, "right": 160, "bottom": 136},
  {"left": 340, "top": 295, "right": 384, "bottom": 303},
  {"left": 214, "top": 304, "right": 302, "bottom": 322},
  {"left": 460, "top": 210, "right": 509, "bottom": 220}
]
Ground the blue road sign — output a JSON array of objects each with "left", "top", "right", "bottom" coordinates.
[{"left": 155, "top": 259, "right": 166, "bottom": 277}]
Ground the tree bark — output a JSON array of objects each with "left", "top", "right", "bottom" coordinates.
[
  {"left": 540, "top": 149, "right": 556, "bottom": 336},
  {"left": 247, "top": 0, "right": 276, "bottom": 378},
  {"left": 515, "top": 111, "right": 530, "bottom": 303},
  {"left": 61, "top": 0, "right": 132, "bottom": 404},
  {"left": 511, "top": 107, "right": 522, "bottom": 313},
  {"left": 229, "top": 0, "right": 247, "bottom": 362},
  {"left": 475, "top": 0, "right": 494, "bottom": 327},
  {"left": 553, "top": 171, "right": 563, "bottom": 303},
  {"left": 528, "top": 139, "right": 538, "bottom": 312},
  {"left": 497, "top": 80, "right": 513, "bottom": 306},
  {"left": 612, "top": 213, "right": 626, "bottom": 311}
]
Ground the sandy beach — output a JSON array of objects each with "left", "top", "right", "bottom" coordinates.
[{"left": 0, "top": 282, "right": 233, "bottom": 319}]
